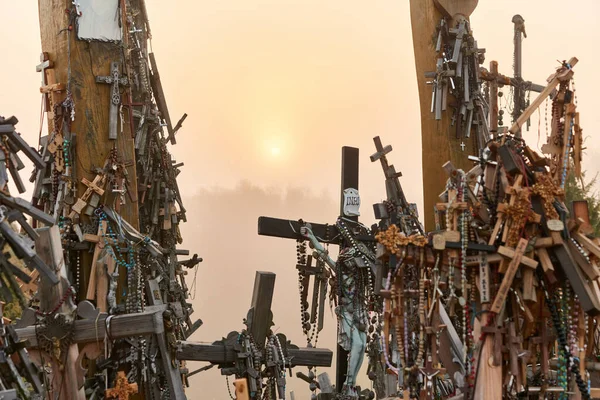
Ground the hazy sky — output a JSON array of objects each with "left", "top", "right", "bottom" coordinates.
[{"left": 1, "top": 1, "right": 599, "bottom": 398}]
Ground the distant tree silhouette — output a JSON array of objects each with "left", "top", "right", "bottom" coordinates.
[{"left": 564, "top": 171, "right": 600, "bottom": 235}]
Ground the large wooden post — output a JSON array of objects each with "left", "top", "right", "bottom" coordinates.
[
  {"left": 409, "top": 0, "right": 478, "bottom": 231},
  {"left": 37, "top": 0, "right": 139, "bottom": 228},
  {"left": 37, "top": 0, "right": 140, "bottom": 303}
]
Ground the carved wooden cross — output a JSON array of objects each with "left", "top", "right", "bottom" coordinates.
[
  {"left": 105, "top": 371, "right": 138, "bottom": 400},
  {"left": 96, "top": 62, "right": 129, "bottom": 140}
]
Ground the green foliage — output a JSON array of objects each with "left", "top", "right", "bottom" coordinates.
[{"left": 564, "top": 170, "right": 600, "bottom": 236}]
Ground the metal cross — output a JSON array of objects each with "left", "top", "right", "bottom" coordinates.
[
  {"left": 460, "top": 142, "right": 466, "bottom": 151},
  {"left": 95, "top": 62, "right": 129, "bottom": 140}
]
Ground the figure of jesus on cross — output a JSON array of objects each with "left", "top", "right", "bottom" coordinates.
[{"left": 300, "top": 219, "right": 371, "bottom": 398}]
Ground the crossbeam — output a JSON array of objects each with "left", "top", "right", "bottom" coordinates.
[
  {"left": 176, "top": 342, "right": 333, "bottom": 367},
  {"left": 15, "top": 305, "right": 167, "bottom": 347}
]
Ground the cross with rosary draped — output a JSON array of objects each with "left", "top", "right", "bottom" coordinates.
[{"left": 258, "top": 146, "right": 380, "bottom": 395}]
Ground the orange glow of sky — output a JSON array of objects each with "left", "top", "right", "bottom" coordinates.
[{"left": 0, "top": 1, "right": 599, "bottom": 398}]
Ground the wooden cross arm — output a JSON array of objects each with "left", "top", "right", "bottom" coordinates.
[
  {"left": 479, "top": 67, "right": 545, "bottom": 93},
  {"left": 15, "top": 305, "right": 167, "bottom": 347},
  {"left": 435, "top": 202, "right": 468, "bottom": 211},
  {"left": 176, "top": 341, "right": 333, "bottom": 367},
  {"left": 510, "top": 57, "right": 578, "bottom": 134},
  {"left": 497, "top": 246, "right": 538, "bottom": 269},
  {"left": 258, "top": 216, "right": 341, "bottom": 244}
]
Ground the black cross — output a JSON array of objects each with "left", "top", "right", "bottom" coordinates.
[{"left": 258, "top": 146, "right": 361, "bottom": 392}]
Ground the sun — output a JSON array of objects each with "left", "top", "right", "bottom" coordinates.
[{"left": 270, "top": 147, "right": 281, "bottom": 156}]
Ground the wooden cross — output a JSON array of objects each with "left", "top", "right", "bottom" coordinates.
[
  {"left": 504, "top": 321, "right": 528, "bottom": 392},
  {"left": 16, "top": 304, "right": 187, "bottom": 399},
  {"left": 435, "top": 187, "right": 468, "bottom": 241},
  {"left": 105, "top": 371, "right": 138, "bottom": 400},
  {"left": 36, "top": 52, "right": 54, "bottom": 110},
  {"left": 419, "top": 355, "right": 446, "bottom": 400},
  {"left": 95, "top": 62, "right": 129, "bottom": 140},
  {"left": 69, "top": 173, "right": 106, "bottom": 218},
  {"left": 481, "top": 323, "right": 506, "bottom": 367},
  {"left": 490, "top": 238, "right": 538, "bottom": 314},
  {"left": 85, "top": 221, "right": 107, "bottom": 304},
  {"left": 531, "top": 321, "right": 556, "bottom": 378},
  {"left": 509, "top": 57, "right": 578, "bottom": 136},
  {"left": 258, "top": 146, "right": 363, "bottom": 391},
  {"left": 38, "top": 53, "right": 65, "bottom": 122}
]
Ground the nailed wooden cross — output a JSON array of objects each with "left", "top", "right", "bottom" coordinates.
[{"left": 96, "top": 61, "right": 129, "bottom": 140}]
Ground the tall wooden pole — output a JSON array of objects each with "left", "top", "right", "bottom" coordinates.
[
  {"left": 409, "top": 0, "right": 478, "bottom": 231},
  {"left": 36, "top": 1, "right": 140, "bottom": 396},
  {"left": 37, "top": 0, "right": 140, "bottom": 300},
  {"left": 37, "top": 0, "right": 139, "bottom": 228}
]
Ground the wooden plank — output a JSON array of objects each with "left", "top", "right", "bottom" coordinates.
[
  {"left": 575, "top": 232, "right": 600, "bottom": 259},
  {"left": 35, "top": 226, "right": 84, "bottom": 400},
  {"left": 258, "top": 216, "right": 340, "bottom": 244},
  {"left": 149, "top": 52, "right": 174, "bottom": 144},
  {"left": 568, "top": 240, "right": 600, "bottom": 281},
  {"left": 509, "top": 57, "right": 578, "bottom": 135},
  {"left": 532, "top": 196, "right": 600, "bottom": 315},
  {"left": 38, "top": 0, "right": 140, "bottom": 228},
  {"left": 536, "top": 247, "right": 557, "bottom": 283},
  {"left": 248, "top": 271, "right": 276, "bottom": 348},
  {"left": 552, "top": 243, "right": 600, "bottom": 316},
  {"left": 176, "top": 342, "right": 333, "bottom": 367},
  {"left": 474, "top": 335, "right": 502, "bottom": 398}
]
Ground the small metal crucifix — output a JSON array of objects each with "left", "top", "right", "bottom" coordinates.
[{"left": 96, "top": 62, "right": 129, "bottom": 140}]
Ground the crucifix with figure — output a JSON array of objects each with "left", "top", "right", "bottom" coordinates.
[
  {"left": 258, "top": 147, "right": 382, "bottom": 398},
  {"left": 96, "top": 61, "right": 129, "bottom": 140},
  {"left": 175, "top": 271, "right": 333, "bottom": 399}
]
